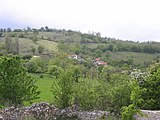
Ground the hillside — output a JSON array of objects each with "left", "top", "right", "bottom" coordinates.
[
  {"left": 1, "top": 28, "right": 160, "bottom": 120},
  {"left": 0, "top": 28, "right": 160, "bottom": 67},
  {"left": 0, "top": 32, "right": 58, "bottom": 55}
]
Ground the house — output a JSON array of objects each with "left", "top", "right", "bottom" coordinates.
[
  {"left": 68, "top": 54, "right": 85, "bottom": 62},
  {"left": 97, "top": 61, "right": 107, "bottom": 66},
  {"left": 93, "top": 58, "right": 108, "bottom": 66},
  {"left": 69, "top": 54, "right": 78, "bottom": 59}
]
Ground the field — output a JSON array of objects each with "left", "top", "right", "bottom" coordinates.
[
  {"left": 111, "top": 51, "right": 160, "bottom": 65},
  {"left": 25, "top": 74, "right": 54, "bottom": 105},
  {"left": 0, "top": 35, "right": 58, "bottom": 55}
]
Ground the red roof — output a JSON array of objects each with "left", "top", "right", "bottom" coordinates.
[
  {"left": 95, "top": 58, "right": 101, "bottom": 61},
  {"left": 97, "top": 61, "right": 107, "bottom": 65}
]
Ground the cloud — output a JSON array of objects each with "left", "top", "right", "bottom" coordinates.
[{"left": 1, "top": 0, "right": 160, "bottom": 41}]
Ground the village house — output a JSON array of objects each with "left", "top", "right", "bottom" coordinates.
[
  {"left": 68, "top": 54, "right": 78, "bottom": 59},
  {"left": 68, "top": 54, "right": 85, "bottom": 61},
  {"left": 93, "top": 58, "right": 108, "bottom": 66}
]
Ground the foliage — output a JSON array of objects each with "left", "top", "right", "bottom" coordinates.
[
  {"left": 26, "top": 57, "right": 47, "bottom": 73},
  {"left": 26, "top": 58, "right": 39, "bottom": 73},
  {"left": 73, "top": 73, "right": 131, "bottom": 112},
  {"left": 0, "top": 55, "right": 40, "bottom": 106},
  {"left": 37, "top": 45, "right": 44, "bottom": 54},
  {"left": 74, "top": 78, "right": 101, "bottom": 110},
  {"left": 51, "top": 68, "right": 74, "bottom": 108},
  {"left": 1, "top": 28, "right": 160, "bottom": 118},
  {"left": 31, "top": 46, "right": 36, "bottom": 55},
  {"left": 130, "top": 68, "right": 149, "bottom": 86},
  {"left": 99, "top": 66, "right": 115, "bottom": 82},
  {"left": 4, "top": 33, "right": 12, "bottom": 53},
  {"left": 47, "top": 65, "right": 62, "bottom": 78},
  {"left": 122, "top": 104, "right": 137, "bottom": 120},
  {"left": 141, "top": 63, "right": 160, "bottom": 110},
  {"left": 32, "top": 32, "right": 38, "bottom": 43},
  {"left": 122, "top": 80, "right": 142, "bottom": 120},
  {"left": 107, "top": 74, "right": 131, "bottom": 114},
  {"left": 22, "top": 54, "right": 32, "bottom": 60}
]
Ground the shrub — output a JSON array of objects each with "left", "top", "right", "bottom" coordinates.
[
  {"left": 51, "top": 69, "right": 74, "bottom": 108},
  {"left": 0, "top": 55, "right": 40, "bottom": 106}
]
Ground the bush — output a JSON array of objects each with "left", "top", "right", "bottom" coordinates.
[
  {"left": 51, "top": 68, "right": 74, "bottom": 108},
  {"left": 22, "top": 55, "right": 32, "bottom": 60},
  {"left": 141, "top": 65, "right": 160, "bottom": 110},
  {"left": 122, "top": 104, "right": 137, "bottom": 120},
  {"left": 105, "top": 74, "right": 132, "bottom": 114},
  {"left": 74, "top": 78, "right": 101, "bottom": 110},
  {"left": 0, "top": 55, "right": 40, "bottom": 106}
]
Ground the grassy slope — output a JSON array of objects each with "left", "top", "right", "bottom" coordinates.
[
  {"left": 0, "top": 36, "right": 58, "bottom": 55},
  {"left": 0, "top": 32, "right": 159, "bottom": 66},
  {"left": 19, "top": 38, "right": 58, "bottom": 55},
  {"left": 110, "top": 51, "right": 159, "bottom": 65},
  {"left": 81, "top": 43, "right": 159, "bottom": 65}
]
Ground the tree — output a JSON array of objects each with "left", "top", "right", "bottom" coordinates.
[
  {"left": 7, "top": 28, "right": 11, "bottom": 32},
  {"left": 113, "top": 45, "right": 119, "bottom": 52},
  {"left": 15, "top": 35, "right": 19, "bottom": 54},
  {"left": 96, "top": 32, "right": 101, "bottom": 37},
  {"left": 0, "top": 32, "right": 3, "bottom": 37},
  {"left": 0, "top": 55, "right": 40, "bottom": 106},
  {"left": 25, "top": 59, "right": 38, "bottom": 73},
  {"left": 100, "top": 66, "right": 115, "bottom": 82},
  {"left": 141, "top": 64, "right": 160, "bottom": 110},
  {"left": 27, "top": 26, "right": 31, "bottom": 32},
  {"left": 94, "top": 49, "right": 102, "bottom": 57},
  {"left": 107, "top": 74, "right": 132, "bottom": 114},
  {"left": 5, "top": 33, "right": 12, "bottom": 53},
  {"left": 40, "top": 27, "right": 45, "bottom": 32},
  {"left": 74, "top": 78, "right": 102, "bottom": 110},
  {"left": 47, "top": 65, "right": 62, "bottom": 78},
  {"left": 45, "top": 26, "right": 49, "bottom": 32},
  {"left": 37, "top": 45, "right": 44, "bottom": 54},
  {"left": 27, "top": 57, "right": 47, "bottom": 73},
  {"left": 32, "top": 34, "right": 38, "bottom": 43},
  {"left": 31, "top": 46, "right": 36, "bottom": 55},
  {"left": 122, "top": 81, "right": 142, "bottom": 120},
  {"left": 51, "top": 68, "right": 74, "bottom": 108}
]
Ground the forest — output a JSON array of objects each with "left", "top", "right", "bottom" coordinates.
[{"left": 0, "top": 27, "right": 160, "bottom": 120}]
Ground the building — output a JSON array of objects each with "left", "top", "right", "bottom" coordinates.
[{"left": 93, "top": 58, "right": 108, "bottom": 66}]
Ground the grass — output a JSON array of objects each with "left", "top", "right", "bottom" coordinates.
[
  {"left": 37, "top": 39, "right": 58, "bottom": 52},
  {"left": 85, "top": 43, "right": 104, "bottom": 49},
  {"left": 19, "top": 38, "right": 58, "bottom": 54},
  {"left": 0, "top": 35, "right": 58, "bottom": 55},
  {"left": 24, "top": 74, "right": 54, "bottom": 106},
  {"left": 110, "top": 51, "right": 159, "bottom": 65}
]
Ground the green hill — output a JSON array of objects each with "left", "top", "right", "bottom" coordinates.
[{"left": 0, "top": 28, "right": 160, "bottom": 67}]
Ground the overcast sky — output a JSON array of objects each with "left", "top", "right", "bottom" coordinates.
[{"left": 1, "top": 0, "right": 160, "bottom": 42}]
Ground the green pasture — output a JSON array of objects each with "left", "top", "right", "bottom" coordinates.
[{"left": 26, "top": 74, "right": 54, "bottom": 105}]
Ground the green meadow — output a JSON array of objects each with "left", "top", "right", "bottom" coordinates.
[{"left": 26, "top": 74, "right": 54, "bottom": 105}]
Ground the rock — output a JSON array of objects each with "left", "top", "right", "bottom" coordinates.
[
  {"left": 0, "top": 102, "right": 111, "bottom": 120},
  {"left": 135, "top": 110, "right": 160, "bottom": 120},
  {"left": 0, "top": 114, "right": 4, "bottom": 120}
]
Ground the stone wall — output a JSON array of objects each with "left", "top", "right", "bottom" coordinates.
[
  {"left": 0, "top": 102, "right": 110, "bottom": 120},
  {"left": 2, "top": 102, "right": 159, "bottom": 120},
  {"left": 135, "top": 110, "right": 160, "bottom": 120}
]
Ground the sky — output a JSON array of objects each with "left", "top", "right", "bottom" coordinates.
[{"left": 1, "top": 0, "right": 160, "bottom": 42}]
